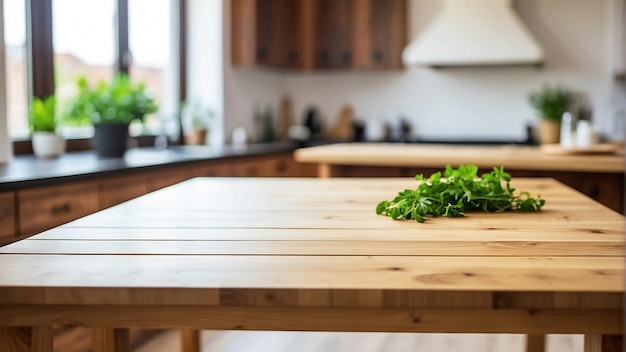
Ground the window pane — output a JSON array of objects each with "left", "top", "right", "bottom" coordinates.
[
  {"left": 53, "top": 0, "right": 115, "bottom": 136},
  {"left": 129, "top": 0, "right": 177, "bottom": 136},
  {"left": 4, "top": 0, "right": 28, "bottom": 139}
]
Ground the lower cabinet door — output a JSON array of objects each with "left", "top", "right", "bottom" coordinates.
[
  {"left": 0, "top": 192, "right": 16, "bottom": 245},
  {"left": 17, "top": 181, "right": 100, "bottom": 237}
]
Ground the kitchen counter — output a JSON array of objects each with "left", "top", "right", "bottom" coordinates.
[
  {"left": 294, "top": 143, "right": 625, "bottom": 213},
  {"left": 0, "top": 142, "right": 303, "bottom": 191},
  {"left": 294, "top": 143, "right": 625, "bottom": 174}
]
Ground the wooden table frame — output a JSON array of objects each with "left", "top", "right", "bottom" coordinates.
[{"left": 0, "top": 178, "right": 623, "bottom": 352}]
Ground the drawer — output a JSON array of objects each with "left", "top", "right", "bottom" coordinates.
[
  {"left": 146, "top": 168, "right": 192, "bottom": 191},
  {"left": 18, "top": 182, "right": 100, "bottom": 236},
  {"left": 0, "top": 191, "right": 16, "bottom": 245},
  {"left": 191, "top": 162, "right": 233, "bottom": 177},
  {"left": 101, "top": 173, "right": 150, "bottom": 208},
  {"left": 230, "top": 154, "right": 301, "bottom": 177}
]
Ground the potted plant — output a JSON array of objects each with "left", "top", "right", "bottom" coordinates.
[
  {"left": 70, "top": 73, "right": 158, "bottom": 157},
  {"left": 528, "top": 85, "right": 574, "bottom": 144},
  {"left": 29, "top": 95, "right": 65, "bottom": 158},
  {"left": 181, "top": 101, "right": 214, "bottom": 145}
]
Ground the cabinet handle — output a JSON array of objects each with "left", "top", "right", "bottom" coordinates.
[
  {"left": 342, "top": 51, "right": 352, "bottom": 64},
  {"left": 286, "top": 50, "right": 298, "bottom": 63},
  {"left": 372, "top": 50, "right": 384, "bottom": 62},
  {"left": 257, "top": 47, "right": 268, "bottom": 60},
  {"left": 275, "top": 160, "right": 288, "bottom": 173},
  {"left": 51, "top": 202, "right": 71, "bottom": 215},
  {"left": 316, "top": 51, "right": 329, "bottom": 64}
]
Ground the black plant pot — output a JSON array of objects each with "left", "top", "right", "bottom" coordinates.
[{"left": 92, "top": 123, "right": 130, "bottom": 158}]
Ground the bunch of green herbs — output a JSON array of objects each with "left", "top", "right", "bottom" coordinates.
[{"left": 376, "top": 164, "right": 545, "bottom": 223}]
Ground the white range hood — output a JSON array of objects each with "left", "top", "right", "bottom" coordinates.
[{"left": 402, "top": 0, "right": 544, "bottom": 67}]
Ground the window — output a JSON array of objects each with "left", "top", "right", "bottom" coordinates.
[
  {"left": 53, "top": 0, "right": 116, "bottom": 137},
  {"left": 5, "top": 0, "right": 185, "bottom": 142},
  {"left": 129, "top": 0, "right": 178, "bottom": 135},
  {"left": 3, "top": 0, "right": 28, "bottom": 139}
]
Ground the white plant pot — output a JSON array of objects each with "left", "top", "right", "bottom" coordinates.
[{"left": 32, "top": 132, "right": 65, "bottom": 158}]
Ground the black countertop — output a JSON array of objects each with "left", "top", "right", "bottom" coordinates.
[{"left": 0, "top": 142, "right": 305, "bottom": 191}]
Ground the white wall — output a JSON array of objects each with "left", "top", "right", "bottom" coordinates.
[{"left": 223, "top": 0, "right": 624, "bottom": 142}]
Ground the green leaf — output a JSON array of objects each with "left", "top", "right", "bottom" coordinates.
[{"left": 376, "top": 164, "right": 545, "bottom": 223}]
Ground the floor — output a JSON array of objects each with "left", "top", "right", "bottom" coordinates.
[{"left": 135, "top": 331, "right": 583, "bottom": 352}]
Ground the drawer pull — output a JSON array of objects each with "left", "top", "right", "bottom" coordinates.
[{"left": 51, "top": 203, "right": 71, "bottom": 215}]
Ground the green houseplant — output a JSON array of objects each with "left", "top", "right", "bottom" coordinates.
[
  {"left": 70, "top": 73, "right": 158, "bottom": 157},
  {"left": 29, "top": 95, "right": 65, "bottom": 158},
  {"left": 528, "top": 85, "right": 574, "bottom": 144},
  {"left": 181, "top": 100, "right": 214, "bottom": 145}
]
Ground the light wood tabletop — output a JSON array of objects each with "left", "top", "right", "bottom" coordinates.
[
  {"left": 0, "top": 177, "right": 623, "bottom": 352},
  {"left": 294, "top": 143, "right": 625, "bottom": 173}
]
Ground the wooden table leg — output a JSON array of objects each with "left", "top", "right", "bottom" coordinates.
[
  {"left": 602, "top": 335, "right": 624, "bottom": 352},
  {"left": 525, "top": 334, "right": 545, "bottom": 352},
  {"left": 0, "top": 326, "right": 53, "bottom": 352},
  {"left": 181, "top": 329, "right": 200, "bottom": 352},
  {"left": 92, "top": 328, "right": 129, "bottom": 352},
  {"left": 318, "top": 164, "right": 331, "bottom": 178},
  {"left": 586, "top": 335, "right": 603, "bottom": 352},
  {"left": 585, "top": 335, "right": 624, "bottom": 352}
]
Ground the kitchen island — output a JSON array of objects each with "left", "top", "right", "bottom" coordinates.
[
  {"left": 0, "top": 177, "right": 623, "bottom": 352},
  {"left": 294, "top": 143, "right": 626, "bottom": 212}
]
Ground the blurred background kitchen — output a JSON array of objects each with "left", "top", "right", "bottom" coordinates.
[
  {"left": 0, "top": 0, "right": 624, "bottom": 156},
  {"left": 224, "top": 0, "right": 625, "bottom": 146}
]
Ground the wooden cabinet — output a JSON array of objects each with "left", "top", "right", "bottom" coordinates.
[
  {"left": 146, "top": 168, "right": 191, "bottom": 192},
  {"left": 191, "top": 153, "right": 317, "bottom": 178},
  {"left": 191, "top": 162, "right": 233, "bottom": 177},
  {"left": 0, "top": 192, "right": 15, "bottom": 243},
  {"left": 17, "top": 181, "right": 100, "bottom": 237},
  {"left": 312, "top": 0, "right": 353, "bottom": 68},
  {"left": 230, "top": 153, "right": 317, "bottom": 177},
  {"left": 100, "top": 173, "right": 150, "bottom": 209},
  {"left": 232, "top": 0, "right": 309, "bottom": 68},
  {"left": 353, "top": 0, "right": 406, "bottom": 69},
  {"left": 231, "top": 0, "right": 406, "bottom": 70}
]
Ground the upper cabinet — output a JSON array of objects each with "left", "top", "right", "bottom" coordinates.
[{"left": 231, "top": 0, "right": 407, "bottom": 70}]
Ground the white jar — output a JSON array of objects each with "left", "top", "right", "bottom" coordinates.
[
  {"left": 576, "top": 120, "right": 593, "bottom": 148},
  {"left": 560, "top": 112, "right": 574, "bottom": 148}
]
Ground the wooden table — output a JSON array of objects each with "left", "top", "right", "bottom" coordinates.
[{"left": 0, "top": 178, "right": 623, "bottom": 352}]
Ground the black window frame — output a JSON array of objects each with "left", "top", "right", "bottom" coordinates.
[{"left": 13, "top": 0, "right": 187, "bottom": 153}]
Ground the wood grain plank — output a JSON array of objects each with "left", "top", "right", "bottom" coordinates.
[
  {"left": 32, "top": 227, "right": 625, "bottom": 242},
  {"left": 0, "top": 306, "right": 621, "bottom": 335},
  {"left": 63, "top": 212, "right": 624, "bottom": 230},
  {"left": 2, "top": 239, "right": 622, "bottom": 257},
  {"left": 0, "top": 287, "right": 619, "bottom": 309},
  {"left": 0, "top": 255, "right": 621, "bottom": 293}
]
